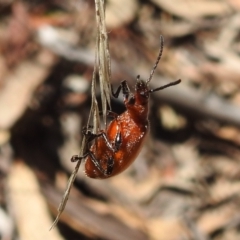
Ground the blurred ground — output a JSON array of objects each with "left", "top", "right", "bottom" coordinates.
[{"left": 1, "top": 0, "right": 240, "bottom": 240}]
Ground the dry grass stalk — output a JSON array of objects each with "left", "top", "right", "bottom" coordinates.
[{"left": 50, "top": 0, "right": 112, "bottom": 229}]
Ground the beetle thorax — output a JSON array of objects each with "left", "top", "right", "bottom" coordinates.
[
  {"left": 135, "top": 79, "right": 149, "bottom": 103},
  {"left": 124, "top": 80, "right": 149, "bottom": 125}
]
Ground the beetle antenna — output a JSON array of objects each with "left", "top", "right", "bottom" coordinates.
[
  {"left": 146, "top": 35, "right": 164, "bottom": 85},
  {"left": 149, "top": 79, "right": 181, "bottom": 93}
]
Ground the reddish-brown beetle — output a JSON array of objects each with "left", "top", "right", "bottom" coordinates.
[{"left": 71, "top": 36, "right": 181, "bottom": 179}]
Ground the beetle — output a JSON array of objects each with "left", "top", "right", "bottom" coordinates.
[{"left": 71, "top": 36, "right": 181, "bottom": 179}]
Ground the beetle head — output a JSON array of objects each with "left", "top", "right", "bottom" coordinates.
[
  {"left": 135, "top": 75, "right": 150, "bottom": 104},
  {"left": 136, "top": 76, "right": 149, "bottom": 95}
]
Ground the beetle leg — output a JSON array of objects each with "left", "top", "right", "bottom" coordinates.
[
  {"left": 71, "top": 151, "right": 111, "bottom": 176},
  {"left": 88, "top": 152, "right": 114, "bottom": 176},
  {"left": 106, "top": 156, "right": 114, "bottom": 175},
  {"left": 111, "top": 80, "right": 131, "bottom": 100},
  {"left": 98, "top": 110, "right": 118, "bottom": 119},
  {"left": 111, "top": 82, "right": 122, "bottom": 98},
  {"left": 82, "top": 125, "right": 93, "bottom": 131},
  {"left": 114, "top": 130, "right": 122, "bottom": 151},
  {"left": 82, "top": 129, "right": 99, "bottom": 142},
  {"left": 71, "top": 152, "right": 89, "bottom": 162},
  {"left": 97, "top": 131, "right": 119, "bottom": 152},
  {"left": 107, "top": 110, "right": 118, "bottom": 119},
  {"left": 98, "top": 129, "right": 123, "bottom": 152},
  {"left": 88, "top": 151, "right": 111, "bottom": 175},
  {"left": 81, "top": 111, "right": 122, "bottom": 154},
  {"left": 82, "top": 130, "right": 118, "bottom": 153}
]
